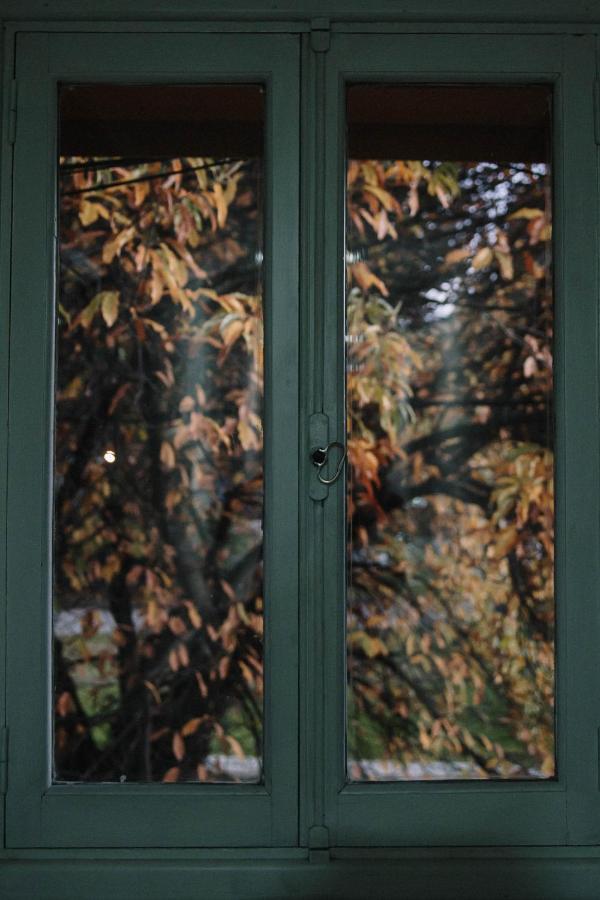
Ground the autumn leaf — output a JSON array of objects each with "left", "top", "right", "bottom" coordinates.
[
  {"left": 494, "top": 525, "right": 519, "bottom": 558},
  {"left": 78, "top": 294, "right": 101, "bottom": 329},
  {"left": 350, "top": 262, "right": 389, "bottom": 297},
  {"left": 181, "top": 717, "right": 205, "bottom": 737},
  {"left": 507, "top": 207, "right": 544, "bottom": 220},
  {"left": 471, "top": 246, "right": 494, "bottom": 269},
  {"left": 219, "top": 317, "right": 244, "bottom": 359},
  {"left": 494, "top": 249, "right": 514, "bottom": 281},
  {"left": 100, "top": 291, "right": 120, "bottom": 327},
  {"left": 55, "top": 146, "right": 555, "bottom": 786},
  {"left": 172, "top": 731, "right": 185, "bottom": 762},
  {"left": 160, "top": 441, "right": 176, "bottom": 469},
  {"left": 443, "top": 246, "right": 472, "bottom": 268},
  {"left": 362, "top": 184, "right": 398, "bottom": 212},
  {"left": 184, "top": 601, "right": 202, "bottom": 629},
  {"left": 78, "top": 200, "right": 106, "bottom": 226},
  {"left": 212, "top": 182, "right": 228, "bottom": 229},
  {"left": 102, "top": 226, "right": 135, "bottom": 264}
]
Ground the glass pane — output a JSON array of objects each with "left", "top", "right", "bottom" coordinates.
[
  {"left": 54, "top": 84, "right": 265, "bottom": 783},
  {"left": 346, "top": 85, "right": 554, "bottom": 781}
]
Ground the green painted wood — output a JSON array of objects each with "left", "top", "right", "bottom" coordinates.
[
  {"left": 0, "top": 5, "right": 599, "bottom": 893},
  {"left": 3, "top": 855, "right": 600, "bottom": 899},
  {"left": 0, "top": 17, "right": 12, "bottom": 854},
  {"left": 300, "top": 32, "right": 330, "bottom": 850},
  {"left": 320, "top": 31, "right": 600, "bottom": 848},
  {"left": 5, "top": 33, "right": 53, "bottom": 849},
  {"left": 558, "top": 33, "right": 600, "bottom": 846},
  {"left": 5, "top": 29, "right": 300, "bottom": 849},
  {"left": 0, "top": 0, "right": 600, "bottom": 25}
]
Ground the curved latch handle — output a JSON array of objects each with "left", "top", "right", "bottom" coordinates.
[{"left": 311, "top": 440, "right": 347, "bottom": 485}]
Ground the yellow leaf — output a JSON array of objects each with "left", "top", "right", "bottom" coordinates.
[
  {"left": 160, "top": 441, "right": 176, "bottom": 469},
  {"left": 221, "top": 318, "right": 244, "bottom": 351},
  {"left": 362, "top": 184, "right": 397, "bottom": 211},
  {"left": 78, "top": 295, "right": 102, "bottom": 329},
  {"left": 494, "top": 249, "right": 514, "bottom": 281},
  {"left": 472, "top": 246, "right": 494, "bottom": 270},
  {"left": 213, "top": 182, "right": 228, "bottom": 229},
  {"left": 507, "top": 207, "right": 544, "bottom": 220},
  {"left": 133, "top": 180, "right": 150, "bottom": 207},
  {"left": 61, "top": 376, "right": 84, "bottom": 400},
  {"left": 102, "top": 226, "right": 135, "bottom": 264},
  {"left": 79, "top": 200, "right": 100, "bottom": 226},
  {"left": 238, "top": 419, "right": 260, "bottom": 452},
  {"left": 100, "top": 291, "right": 119, "bottom": 327}
]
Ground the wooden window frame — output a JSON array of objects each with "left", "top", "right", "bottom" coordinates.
[{"left": 0, "top": 8, "right": 599, "bottom": 899}]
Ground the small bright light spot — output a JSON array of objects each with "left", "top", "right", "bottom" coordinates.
[{"left": 103, "top": 449, "right": 116, "bottom": 464}]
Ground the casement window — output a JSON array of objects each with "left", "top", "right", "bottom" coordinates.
[{"left": 1, "top": 18, "right": 600, "bottom": 899}]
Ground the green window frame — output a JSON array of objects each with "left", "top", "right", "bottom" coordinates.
[
  {"left": 0, "top": 11, "right": 600, "bottom": 899},
  {"left": 4, "top": 31, "right": 300, "bottom": 850},
  {"left": 316, "top": 32, "right": 600, "bottom": 849}
]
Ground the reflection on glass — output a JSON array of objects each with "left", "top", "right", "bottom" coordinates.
[
  {"left": 54, "top": 85, "right": 264, "bottom": 783},
  {"left": 346, "top": 85, "right": 554, "bottom": 781}
]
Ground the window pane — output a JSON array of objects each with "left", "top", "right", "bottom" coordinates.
[
  {"left": 346, "top": 85, "right": 554, "bottom": 781},
  {"left": 54, "top": 84, "right": 265, "bottom": 783}
]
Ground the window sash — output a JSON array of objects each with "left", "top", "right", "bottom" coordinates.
[
  {"left": 314, "top": 31, "right": 600, "bottom": 847},
  {"left": 5, "top": 30, "right": 300, "bottom": 849}
]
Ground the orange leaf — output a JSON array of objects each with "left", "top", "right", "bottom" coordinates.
[
  {"left": 172, "top": 732, "right": 185, "bottom": 762},
  {"left": 181, "top": 717, "right": 205, "bottom": 737},
  {"left": 350, "top": 262, "right": 389, "bottom": 297},
  {"left": 218, "top": 656, "right": 230, "bottom": 679}
]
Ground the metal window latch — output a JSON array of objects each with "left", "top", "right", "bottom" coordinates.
[{"left": 311, "top": 440, "right": 347, "bottom": 485}]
